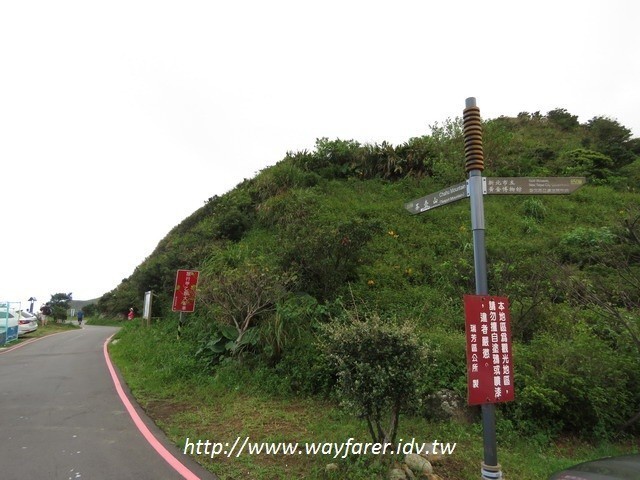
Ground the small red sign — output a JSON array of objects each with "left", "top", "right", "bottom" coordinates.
[
  {"left": 172, "top": 270, "right": 200, "bottom": 312},
  {"left": 464, "top": 295, "right": 514, "bottom": 405}
]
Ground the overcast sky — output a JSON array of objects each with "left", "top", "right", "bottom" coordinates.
[{"left": 1, "top": 0, "right": 638, "bottom": 309}]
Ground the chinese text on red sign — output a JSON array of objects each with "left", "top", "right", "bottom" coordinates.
[
  {"left": 464, "top": 295, "right": 514, "bottom": 405},
  {"left": 172, "top": 269, "right": 200, "bottom": 312}
]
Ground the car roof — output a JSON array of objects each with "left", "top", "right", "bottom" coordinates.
[
  {"left": 549, "top": 454, "right": 640, "bottom": 480},
  {"left": 4, "top": 309, "right": 36, "bottom": 318}
]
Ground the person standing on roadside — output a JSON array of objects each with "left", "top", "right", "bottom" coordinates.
[
  {"left": 127, "top": 307, "right": 135, "bottom": 321},
  {"left": 40, "top": 303, "right": 52, "bottom": 326},
  {"left": 77, "top": 309, "right": 84, "bottom": 326}
]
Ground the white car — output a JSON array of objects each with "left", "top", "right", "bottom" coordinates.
[{"left": 15, "top": 310, "right": 38, "bottom": 336}]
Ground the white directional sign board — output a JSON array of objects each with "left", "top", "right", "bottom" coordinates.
[
  {"left": 405, "top": 181, "right": 469, "bottom": 214},
  {"left": 483, "top": 177, "right": 586, "bottom": 195}
]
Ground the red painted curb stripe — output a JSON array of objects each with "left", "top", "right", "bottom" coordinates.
[{"left": 102, "top": 334, "right": 201, "bottom": 480}]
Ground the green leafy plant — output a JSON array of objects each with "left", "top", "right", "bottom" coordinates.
[
  {"left": 555, "top": 148, "right": 613, "bottom": 180},
  {"left": 198, "top": 248, "right": 295, "bottom": 352},
  {"left": 259, "top": 294, "right": 326, "bottom": 363},
  {"left": 522, "top": 198, "right": 547, "bottom": 222},
  {"left": 196, "top": 323, "right": 260, "bottom": 366},
  {"left": 49, "top": 292, "right": 73, "bottom": 321},
  {"left": 559, "top": 226, "right": 616, "bottom": 264},
  {"left": 319, "top": 311, "right": 428, "bottom": 446}
]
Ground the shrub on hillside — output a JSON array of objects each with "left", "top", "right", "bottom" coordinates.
[
  {"left": 319, "top": 312, "right": 428, "bottom": 445},
  {"left": 292, "top": 138, "right": 363, "bottom": 180},
  {"left": 504, "top": 329, "right": 640, "bottom": 438},
  {"left": 278, "top": 215, "right": 382, "bottom": 300},
  {"left": 259, "top": 293, "right": 328, "bottom": 364},
  {"left": 617, "top": 159, "right": 640, "bottom": 191},
  {"left": 554, "top": 148, "right": 613, "bottom": 181},
  {"left": 522, "top": 198, "right": 547, "bottom": 222},
  {"left": 559, "top": 226, "right": 615, "bottom": 265},
  {"left": 197, "top": 248, "right": 295, "bottom": 360},
  {"left": 251, "top": 161, "right": 321, "bottom": 203}
]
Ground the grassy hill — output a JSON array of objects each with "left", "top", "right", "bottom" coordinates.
[
  {"left": 69, "top": 298, "right": 99, "bottom": 310},
  {"left": 105, "top": 110, "right": 640, "bottom": 479}
]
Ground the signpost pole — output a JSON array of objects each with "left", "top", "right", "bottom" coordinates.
[
  {"left": 177, "top": 311, "right": 184, "bottom": 340},
  {"left": 469, "top": 169, "right": 487, "bottom": 294},
  {"left": 464, "top": 97, "right": 501, "bottom": 480},
  {"left": 405, "top": 98, "right": 586, "bottom": 480}
]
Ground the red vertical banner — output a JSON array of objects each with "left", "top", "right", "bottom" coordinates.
[
  {"left": 172, "top": 269, "right": 200, "bottom": 312},
  {"left": 464, "top": 295, "right": 514, "bottom": 405}
]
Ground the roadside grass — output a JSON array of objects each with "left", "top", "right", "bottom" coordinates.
[
  {"left": 108, "top": 320, "right": 639, "bottom": 480},
  {"left": 34, "top": 321, "right": 80, "bottom": 334}
]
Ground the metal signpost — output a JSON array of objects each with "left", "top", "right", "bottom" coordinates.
[{"left": 405, "top": 98, "right": 586, "bottom": 479}]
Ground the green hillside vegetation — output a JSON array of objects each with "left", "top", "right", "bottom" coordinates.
[{"left": 104, "top": 109, "right": 640, "bottom": 478}]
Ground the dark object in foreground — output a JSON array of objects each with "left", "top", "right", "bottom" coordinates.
[{"left": 549, "top": 454, "right": 640, "bottom": 480}]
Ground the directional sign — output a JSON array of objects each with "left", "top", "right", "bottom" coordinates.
[
  {"left": 483, "top": 177, "right": 586, "bottom": 195},
  {"left": 405, "top": 180, "right": 468, "bottom": 214}
]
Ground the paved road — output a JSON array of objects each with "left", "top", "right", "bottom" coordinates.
[{"left": 0, "top": 326, "right": 216, "bottom": 480}]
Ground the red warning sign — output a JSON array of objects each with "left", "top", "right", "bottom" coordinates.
[
  {"left": 464, "top": 295, "right": 514, "bottom": 405},
  {"left": 172, "top": 269, "right": 200, "bottom": 312}
]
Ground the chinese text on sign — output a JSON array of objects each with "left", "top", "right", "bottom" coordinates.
[
  {"left": 464, "top": 295, "right": 514, "bottom": 405},
  {"left": 172, "top": 269, "right": 200, "bottom": 312}
]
